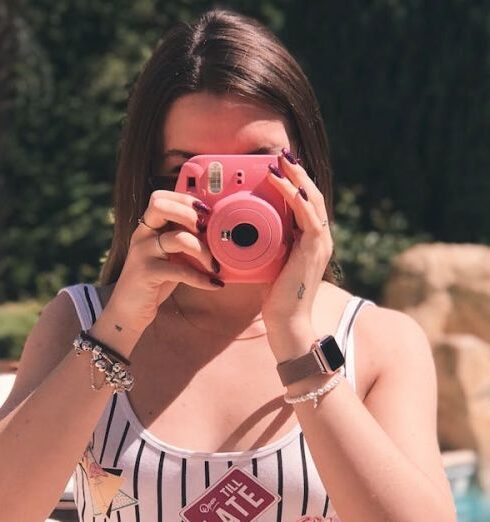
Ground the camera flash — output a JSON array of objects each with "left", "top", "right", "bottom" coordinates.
[{"left": 208, "top": 161, "right": 223, "bottom": 194}]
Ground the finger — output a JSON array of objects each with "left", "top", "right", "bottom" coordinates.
[
  {"left": 154, "top": 230, "right": 218, "bottom": 274},
  {"left": 267, "top": 166, "right": 332, "bottom": 237},
  {"left": 149, "top": 260, "right": 225, "bottom": 290},
  {"left": 278, "top": 148, "right": 317, "bottom": 192},
  {"left": 293, "top": 189, "right": 331, "bottom": 237},
  {"left": 278, "top": 149, "right": 327, "bottom": 213},
  {"left": 149, "top": 189, "right": 212, "bottom": 213},
  {"left": 137, "top": 197, "right": 208, "bottom": 238}
]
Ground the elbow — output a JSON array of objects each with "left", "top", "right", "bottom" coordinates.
[{"left": 432, "top": 495, "right": 458, "bottom": 522}]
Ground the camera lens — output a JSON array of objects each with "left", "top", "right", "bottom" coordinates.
[{"left": 231, "top": 223, "right": 259, "bottom": 247}]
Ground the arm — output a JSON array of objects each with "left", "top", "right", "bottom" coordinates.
[
  {"left": 0, "top": 188, "right": 222, "bottom": 522},
  {"left": 0, "top": 293, "right": 141, "bottom": 522},
  {"left": 268, "top": 306, "right": 457, "bottom": 522}
]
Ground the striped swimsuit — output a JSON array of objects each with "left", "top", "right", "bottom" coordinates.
[{"left": 59, "top": 284, "right": 372, "bottom": 522}]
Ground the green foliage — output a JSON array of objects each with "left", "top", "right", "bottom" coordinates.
[
  {"left": 334, "top": 187, "right": 429, "bottom": 300},
  {"left": 0, "top": 299, "right": 43, "bottom": 360},
  {"left": 0, "top": 0, "right": 292, "bottom": 301},
  {"left": 0, "top": 0, "right": 488, "bottom": 304}
]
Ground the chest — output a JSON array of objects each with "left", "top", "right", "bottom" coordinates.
[
  {"left": 124, "top": 326, "right": 374, "bottom": 454},
  {"left": 82, "top": 407, "right": 338, "bottom": 520}
]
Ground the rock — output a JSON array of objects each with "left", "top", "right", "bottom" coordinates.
[
  {"left": 434, "top": 335, "right": 490, "bottom": 492},
  {"left": 383, "top": 243, "right": 490, "bottom": 344}
]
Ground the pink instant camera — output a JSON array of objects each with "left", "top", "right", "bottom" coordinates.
[{"left": 174, "top": 155, "right": 294, "bottom": 283}]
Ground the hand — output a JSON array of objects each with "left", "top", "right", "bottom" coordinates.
[
  {"left": 104, "top": 190, "right": 223, "bottom": 335},
  {"left": 261, "top": 148, "right": 333, "bottom": 333}
]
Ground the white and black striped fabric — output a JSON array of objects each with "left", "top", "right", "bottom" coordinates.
[{"left": 58, "top": 284, "right": 373, "bottom": 521}]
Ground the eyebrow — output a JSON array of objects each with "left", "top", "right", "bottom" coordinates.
[{"left": 161, "top": 146, "right": 282, "bottom": 160}]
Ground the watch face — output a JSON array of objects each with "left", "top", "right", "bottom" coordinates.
[{"left": 319, "top": 335, "right": 345, "bottom": 371}]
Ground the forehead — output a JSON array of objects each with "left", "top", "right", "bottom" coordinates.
[{"left": 162, "top": 92, "right": 290, "bottom": 154}]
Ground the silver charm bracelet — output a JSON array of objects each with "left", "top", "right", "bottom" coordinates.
[{"left": 73, "top": 331, "right": 135, "bottom": 394}]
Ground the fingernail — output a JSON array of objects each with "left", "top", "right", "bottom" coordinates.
[
  {"left": 281, "top": 148, "right": 297, "bottom": 164},
  {"left": 268, "top": 163, "right": 283, "bottom": 178},
  {"left": 210, "top": 277, "right": 225, "bottom": 287},
  {"left": 193, "top": 200, "right": 212, "bottom": 214},
  {"left": 196, "top": 217, "right": 207, "bottom": 233},
  {"left": 298, "top": 186, "right": 308, "bottom": 201},
  {"left": 211, "top": 257, "right": 220, "bottom": 274},
  {"left": 297, "top": 157, "right": 303, "bottom": 165}
]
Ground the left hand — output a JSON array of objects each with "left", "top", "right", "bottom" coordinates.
[{"left": 261, "top": 148, "right": 333, "bottom": 332}]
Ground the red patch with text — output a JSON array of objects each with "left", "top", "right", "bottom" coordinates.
[{"left": 179, "top": 466, "right": 280, "bottom": 522}]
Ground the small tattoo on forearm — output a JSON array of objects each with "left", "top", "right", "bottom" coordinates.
[
  {"left": 115, "top": 324, "right": 123, "bottom": 332},
  {"left": 297, "top": 282, "right": 306, "bottom": 299}
]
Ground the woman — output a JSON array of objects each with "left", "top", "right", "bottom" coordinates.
[{"left": 0, "top": 8, "right": 456, "bottom": 522}]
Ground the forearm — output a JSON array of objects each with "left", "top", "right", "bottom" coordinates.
[
  {"left": 268, "top": 328, "right": 456, "bottom": 522},
  {"left": 0, "top": 309, "right": 140, "bottom": 522},
  {"left": 0, "top": 350, "right": 112, "bottom": 521}
]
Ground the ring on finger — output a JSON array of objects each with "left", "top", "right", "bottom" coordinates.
[
  {"left": 156, "top": 235, "right": 170, "bottom": 259},
  {"left": 138, "top": 215, "right": 159, "bottom": 231},
  {"left": 321, "top": 218, "right": 328, "bottom": 227}
]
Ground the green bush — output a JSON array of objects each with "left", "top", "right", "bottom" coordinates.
[
  {"left": 334, "top": 186, "right": 430, "bottom": 301},
  {"left": 0, "top": 300, "right": 44, "bottom": 360},
  {"left": 2, "top": 0, "right": 490, "bottom": 303}
]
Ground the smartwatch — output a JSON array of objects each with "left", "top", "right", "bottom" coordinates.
[{"left": 276, "top": 335, "right": 345, "bottom": 387}]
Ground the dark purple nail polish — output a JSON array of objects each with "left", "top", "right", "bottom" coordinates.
[
  {"left": 210, "top": 277, "right": 225, "bottom": 287},
  {"left": 281, "top": 148, "right": 297, "bottom": 164},
  {"left": 193, "top": 200, "right": 212, "bottom": 214},
  {"left": 196, "top": 217, "right": 207, "bottom": 233},
  {"left": 211, "top": 257, "right": 221, "bottom": 274},
  {"left": 268, "top": 163, "right": 283, "bottom": 178},
  {"left": 298, "top": 186, "right": 308, "bottom": 201}
]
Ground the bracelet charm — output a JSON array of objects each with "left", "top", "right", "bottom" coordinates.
[{"left": 73, "top": 331, "right": 135, "bottom": 394}]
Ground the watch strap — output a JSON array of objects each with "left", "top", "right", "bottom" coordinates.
[
  {"left": 276, "top": 335, "right": 344, "bottom": 387},
  {"left": 276, "top": 350, "right": 323, "bottom": 387}
]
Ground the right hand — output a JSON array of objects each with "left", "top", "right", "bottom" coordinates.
[{"left": 104, "top": 190, "right": 223, "bottom": 335}]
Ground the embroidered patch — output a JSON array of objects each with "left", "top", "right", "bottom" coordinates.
[
  {"left": 79, "top": 444, "right": 138, "bottom": 517},
  {"left": 179, "top": 465, "right": 280, "bottom": 522}
]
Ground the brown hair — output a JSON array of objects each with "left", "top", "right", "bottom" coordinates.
[{"left": 99, "top": 8, "right": 341, "bottom": 285}]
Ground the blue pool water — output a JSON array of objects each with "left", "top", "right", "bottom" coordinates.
[{"left": 454, "top": 482, "right": 490, "bottom": 522}]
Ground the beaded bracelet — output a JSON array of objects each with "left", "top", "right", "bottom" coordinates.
[
  {"left": 73, "top": 331, "right": 135, "bottom": 394},
  {"left": 283, "top": 373, "right": 343, "bottom": 409}
]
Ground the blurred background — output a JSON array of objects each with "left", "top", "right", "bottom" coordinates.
[
  {"left": 1, "top": 1, "right": 490, "bottom": 520},
  {"left": 1, "top": 0, "right": 489, "bottom": 342}
]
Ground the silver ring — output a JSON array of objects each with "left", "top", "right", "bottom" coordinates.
[
  {"left": 138, "top": 216, "right": 158, "bottom": 231},
  {"left": 156, "top": 235, "right": 170, "bottom": 259},
  {"left": 321, "top": 218, "right": 328, "bottom": 227}
]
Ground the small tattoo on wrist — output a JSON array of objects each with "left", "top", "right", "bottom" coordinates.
[
  {"left": 115, "top": 324, "right": 123, "bottom": 332},
  {"left": 297, "top": 282, "right": 306, "bottom": 299}
]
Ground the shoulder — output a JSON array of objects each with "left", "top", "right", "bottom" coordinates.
[
  {"left": 356, "top": 304, "right": 430, "bottom": 354},
  {"left": 94, "top": 283, "right": 116, "bottom": 309},
  {"left": 34, "top": 290, "right": 82, "bottom": 337},
  {"left": 0, "top": 290, "right": 82, "bottom": 419},
  {"left": 355, "top": 303, "right": 434, "bottom": 383}
]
